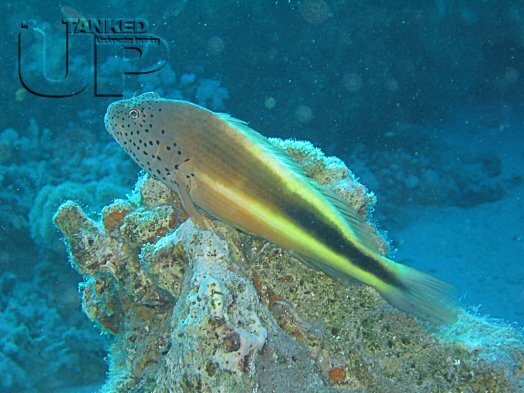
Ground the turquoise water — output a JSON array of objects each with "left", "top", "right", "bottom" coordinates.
[{"left": 1, "top": 1, "right": 523, "bottom": 391}]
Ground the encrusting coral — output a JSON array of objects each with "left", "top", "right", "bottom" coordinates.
[{"left": 54, "top": 139, "right": 524, "bottom": 392}]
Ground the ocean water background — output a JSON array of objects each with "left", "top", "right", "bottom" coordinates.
[{"left": 1, "top": 1, "right": 523, "bottom": 391}]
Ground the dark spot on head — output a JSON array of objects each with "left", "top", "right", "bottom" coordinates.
[
  {"left": 174, "top": 164, "right": 179, "bottom": 170},
  {"left": 156, "top": 140, "right": 160, "bottom": 145},
  {"left": 178, "top": 150, "right": 182, "bottom": 155},
  {"left": 161, "top": 130, "right": 165, "bottom": 135},
  {"left": 149, "top": 141, "right": 153, "bottom": 146},
  {"left": 166, "top": 146, "right": 171, "bottom": 150},
  {"left": 156, "top": 169, "right": 161, "bottom": 174}
]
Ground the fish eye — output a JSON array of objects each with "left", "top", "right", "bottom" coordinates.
[{"left": 129, "top": 108, "right": 140, "bottom": 119}]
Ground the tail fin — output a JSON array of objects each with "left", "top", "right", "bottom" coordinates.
[{"left": 377, "top": 260, "right": 458, "bottom": 325}]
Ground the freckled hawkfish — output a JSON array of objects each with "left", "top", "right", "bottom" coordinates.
[{"left": 105, "top": 92, "right": 456, "bottom": 324}]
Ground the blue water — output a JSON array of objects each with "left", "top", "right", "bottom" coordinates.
[{"left": 1, "top": 1, "right": 523, "bottom": 391}]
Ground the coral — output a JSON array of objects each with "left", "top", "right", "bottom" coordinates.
[
  {"left": 0, "top": 272, "right": 107, "bottom": 393},
  {"left": 0, "top": 120, "right": 136, "bottom": 253},
  {"left": 54, "top": 138, "right": 524, "bottom": 392},
  {"left": 346, "top": 124, "right": 523, "bottom": 209},
  {"left": 0, "top": 119, "right": 135, "bottom": 392},
  {"left": 30, "top": 181, "right": 130, "bottom": 254},
  {"left": 194, "top": 78, "right": 230, "bottom": 110}
]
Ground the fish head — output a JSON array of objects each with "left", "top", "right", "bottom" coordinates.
[
  {"left": 104, "top": 91, "right": 164, "bottom": 147},
  {"left": 104, "top": 92, "right": 195, "bottom": 185}
]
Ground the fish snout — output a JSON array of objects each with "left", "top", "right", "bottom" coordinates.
[{"left": 104, "top": 101, "right": 125, "bottom": 135}]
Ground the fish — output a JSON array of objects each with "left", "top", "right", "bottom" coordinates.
[{"left": 104, "top": 92, "right": 456, "bottom": 324}]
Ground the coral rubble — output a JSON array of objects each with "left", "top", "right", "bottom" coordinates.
[{"left": 54, "top": 139, "right": 524, "bottom": 392}]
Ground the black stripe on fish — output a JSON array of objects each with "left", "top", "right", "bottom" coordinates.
[{"left": 277, "top": 195, "right": 400, "bottom": 286}]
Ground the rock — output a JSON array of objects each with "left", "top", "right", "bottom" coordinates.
[{"left": 53, "top": 138, "right": 524, "bottom": 392}]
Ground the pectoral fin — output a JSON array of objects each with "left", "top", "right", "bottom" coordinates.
[{"left": 176, "top": 161, "right": 214, "bottom": 231}]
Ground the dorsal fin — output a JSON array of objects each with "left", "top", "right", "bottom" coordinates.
[
  {"left": 218, "top": 112, "right": 383, "bottom": 255},
  {"left": 217, "top": 113, "right": 309, "bottom": 176},
  {"left": 309, "top": 183, "right": 384, "bottom": 255}
]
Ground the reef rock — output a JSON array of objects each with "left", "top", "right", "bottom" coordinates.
[{"left": 54, "top": 139, "right": 524, "bottom": 392}]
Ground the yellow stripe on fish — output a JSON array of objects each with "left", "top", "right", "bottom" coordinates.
[{"left": 105, "top": 92, "right": 457, "bottom": 324}]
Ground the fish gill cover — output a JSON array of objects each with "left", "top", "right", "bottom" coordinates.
[{"left": 1, "top": 1, "right": 523, "bottom": 392}]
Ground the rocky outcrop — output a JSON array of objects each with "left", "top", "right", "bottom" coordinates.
[{"left": 54, "top": 139, "right": 524, "bottom": 392}]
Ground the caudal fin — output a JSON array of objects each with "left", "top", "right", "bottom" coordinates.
[{"left": 377, "top": 261, "right": 458, "bottom": 325}]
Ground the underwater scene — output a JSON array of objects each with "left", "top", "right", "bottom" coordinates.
[{"left": 1, "top": 1, "right": 524, "bottom": 392}]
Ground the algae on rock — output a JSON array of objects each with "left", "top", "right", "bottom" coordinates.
[{"left": 54, "top": 139, "right": 524, "bottom": 392}]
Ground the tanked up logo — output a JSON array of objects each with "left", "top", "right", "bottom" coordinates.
[{"left": 18, "top": 17, "right": 170, "bottom": 97}]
